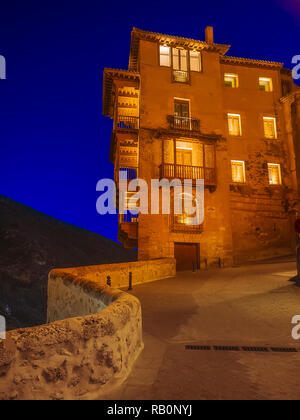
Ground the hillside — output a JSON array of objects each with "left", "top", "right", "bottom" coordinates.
[{"left": 0, "top": 196, "right": 137, "bottom": 330}]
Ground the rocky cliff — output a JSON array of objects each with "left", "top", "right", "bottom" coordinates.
[{"left": 0, "top": 196, "right": 137, "bottom": 330}]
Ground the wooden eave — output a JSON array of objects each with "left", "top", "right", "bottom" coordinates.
[
  {"left": 131, "top": 27, "right": 231, "bottom": 56},
  {"left": 221, "top": 55, "right": 284, "bottom": 70},
  {"left": 148, "top": 128, "right": 223, "bottom": 143}
]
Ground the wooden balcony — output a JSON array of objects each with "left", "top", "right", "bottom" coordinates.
[
  {"left": 118, "top": 213, "right": 138, "bottom": 248},
  {"left": 160, "top": 163, "right": 216, "bottom": 186},
  {"left": 116, "top": 115, "right": 139, "bottom": 130},
  {"left": 167, "top": 115, "right": 200, "bottom": 131}
]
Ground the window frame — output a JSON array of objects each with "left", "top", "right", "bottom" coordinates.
[
  {"left": 224, "top": 73, "right": 239, "bottom": 88},
  {"left": 267, "top": 163, "right": 282, "bottom": 185},
  {"left": 174, "top": 98, "right": 191, "bottom": 129},
  {"left": 189, "top": 50, "right": 202, "bottom": 73},
  {"left": 227, "top": 113, "right": 242, "bottom": 137},
  {"left": 263, "top": 116, "right": 277, "bottom": 139},
  {"left": 259, "top": 77, "right": 273, "bottom": 92},
  {"left": 158, "top": 44, "right": 202, "bottom": 83},
  {"left": 159, "top": 45, "right": 171, "bottom": 67},
  {"left": 231, "top": 160, "right": 246, "bottom": 184}
]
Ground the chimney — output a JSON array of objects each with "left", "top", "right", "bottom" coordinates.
[{"left": 205, "top": 26, "right": 214, "bottom": 44}]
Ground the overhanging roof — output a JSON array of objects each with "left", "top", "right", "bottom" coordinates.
[
  {"left": 221, "top": 55, "right": 284, "bottom": 69},
  {"left": 129, "top": 27, "right": 231, "bottom": 69}
]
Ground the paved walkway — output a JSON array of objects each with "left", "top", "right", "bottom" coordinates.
[{"left": 103, "top": 258, "right": 300, "bottom": 400}]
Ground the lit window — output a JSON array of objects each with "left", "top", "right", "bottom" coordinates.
[
  {"left": 159, "top": 45, "right": 171, "bottom": 67},
  {"left": 268, "top": 164, "right": 282, "bottom": 185},
  {"left": 224, "top": 74, "right": 239, "bottom": 88},
  {"left": 176, "top": 193, "right": 201, "bottom": 226},
  {"left": 228, "top": 113, "right": 242, "bottom": 136},
  {"left": 231, "top": 161, "right": 246, "bottom": 183},
  {"left": 172, "top": 48, "right": 188, "bottom": 71},
  {"left": 259, "top": 77, "right": 273, "bottom": 92},
  {"left": 190, "top": 50, "right": 201, "bottom": 72},
  {"left": 263, "top": 117, "right": 277, "bottom": 139},
  {"left": 172, "top": 48, "right": 189, "bottom": 83}
]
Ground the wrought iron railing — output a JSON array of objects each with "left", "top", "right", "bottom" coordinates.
[
  {"left": 160, "top": 163, "right": 216, "bottom": 185},
  {"left": 172, "top": 70, "right": 190, "bottom": 83},
  {"left": 167, "top": 115, "right": 200, "bottom": 131},
  {"left": 119, "top": 213, "right": 139, "bottom": 223},
  {"left": 118, "top": 167, "right": 138, "bottom": 181},
  {"left": 172, "top": 214, "right": 204, "bottom": 233},
  {"left": 116, "top": 115, "right": 139, "bottom": 130}
]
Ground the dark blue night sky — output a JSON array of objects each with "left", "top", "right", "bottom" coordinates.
[{"left": 0, "top": 0, "right": 299, "bottom": 241}]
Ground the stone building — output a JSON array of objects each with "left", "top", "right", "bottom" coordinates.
[{"left": 103, "top": 27, "right": 300, "bottom": 270}]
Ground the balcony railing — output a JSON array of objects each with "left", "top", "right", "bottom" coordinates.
[
  {"left": 119, "top": 213, "right": 139, "bottom": 223},
  {"left": 167, "top": 115, "right": 200, "bottom": 131},
  {"left": 116, "top": 115, "right": 139, "bottom": 130},
  {"left": 172, "top": 70, "right": 190, "bottom": 83},
  {"left": 119, "top": 167, "right": 138, "bottom": 181},
  {"left": 160, "top": 163, "right": 216, "bottom": 185}
]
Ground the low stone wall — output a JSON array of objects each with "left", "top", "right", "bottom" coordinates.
[
  {"left": 0, "top": 282, "right": 143, "bottom": 400},
  {"left": 48, "top": 258, "right": 176, "bottom": 322}
]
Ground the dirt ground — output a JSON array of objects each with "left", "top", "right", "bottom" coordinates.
[{"left": 102, "top": 256, "right": 300, "bottom": 400}]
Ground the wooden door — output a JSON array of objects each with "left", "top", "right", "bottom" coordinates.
[{"left": 174, "top": 243, "right": 199, "bottom": 272}]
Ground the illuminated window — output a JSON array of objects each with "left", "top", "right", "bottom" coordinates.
[
  {"left": 268, "top": 163, "right": 282, "bottom": 185},
  {"left": 159, "top": 45, "right": 171, "bottom": 67},
  {"left": 176, "top": 193, "right": 201, "bottom": 226},
  {"left": 174, "top": 99, "right": 190, "bottom": 129},
  {"left": 172, "top": 48, "right": 188, "bottom": 71},
  {"left": 259, "top": 77, "right": 273, "bottom": 92},
  {"left": 228, "top": 113, "right": 242, "bottom": 136},
  {"left": 224, "top": 74, "right": 239, "bottom": 88},
  {"left": 231, "top": 161, "right": 246, "bottom": 183},
  {"left": 263, "top": 117, "right": 277, "bottom": 139},
  {"left": 172, "top": 48, "right": 189, "bottom": 82},
  {"left": 190, "top": 50, "right": 201, "bottom": 72}
]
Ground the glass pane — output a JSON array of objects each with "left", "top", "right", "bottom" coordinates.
[
  {"left": 174, "top": 101, "right": 189, "bottom": 117},
  {"left": 180, "top": 50, "right": 188, "bottom": 71},
  {"left": 190, "top": 51, "right": 201, "bottom": 72},
  {"left": 228, "top": 115, "right": 241, "bottom": 136},
  {"left": 160, "top": 46, "right": 170, "bottom": 67},
  {"left": 264, "top": 118, "right": 276, "bottom": 138},
  {"left": 172, "top": 48, "right": 180, "bottom": 70},
  {"left": 232, "top": 162, "right": 245, "bottom": 183},
  {"left": 174, "top": 102, "right": 181, "bottom": 116},
  {"left": 268, "top": 164, "right": 281, "bottom": 184},
  {"left": 224, "top": 75, "right": 238, "bottom": 88},
  {"left": 181, "top": 103, "right": 189, "bottom": 118},
  {"left": 259, "top": 78, "right": 272, "bottom": 92}
]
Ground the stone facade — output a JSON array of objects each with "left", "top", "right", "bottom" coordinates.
[{"left": 103, "top": 27, "right": 300, "bottom": 269}]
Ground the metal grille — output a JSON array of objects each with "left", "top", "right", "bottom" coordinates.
[{"left": 185, "top": 345, "right": 299, "bottom": 353}]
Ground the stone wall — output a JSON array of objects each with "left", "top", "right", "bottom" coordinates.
[
  {"left": 48, "top": 258, "right": 176, "bottom": 322},
  {"left": 0, "top": 278, "right": 143, "bottom": 400}
]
